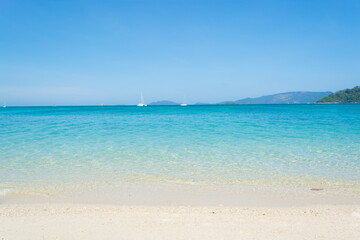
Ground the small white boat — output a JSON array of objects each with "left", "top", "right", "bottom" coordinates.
[
  {"left": 2, "top": 101, "right": 6, "bottom": 108},
  {"left": 180, "top": 95, "right": 187, "bottom": 106},
  {"left": 137, "top": 92, "right": 147, "bottom": 107}
]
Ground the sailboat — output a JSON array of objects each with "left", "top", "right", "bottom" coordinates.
[
  {"left": 2, "top": 101, "right": 6, "bottom": 108},
  {"left": 137, "top": 92, "right": 147, "bottom": 107}
]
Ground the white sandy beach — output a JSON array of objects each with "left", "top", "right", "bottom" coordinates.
[
  {"left": 1, "top": 204, "right": 360, "bottom": 240},
  {"left": 1, "top": 184, "right": 360, "bottom": 240},
  {"left": 2, "top": 0, "right": 360, "bottom": 238}
]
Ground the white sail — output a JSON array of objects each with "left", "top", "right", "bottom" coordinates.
[{"left": 137, "top": 92, "right": 147, "bottom": 106}]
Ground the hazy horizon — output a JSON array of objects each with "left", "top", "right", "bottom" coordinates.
[
  {"left": 0, "top": 89, "right": 337, "bottom": 106},
  {"left": 1, "top": 0, "right": 359, "bottom": 105}
]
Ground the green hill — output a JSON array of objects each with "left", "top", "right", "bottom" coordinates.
[
  {"left": 219, "top": 91, "right": 331, "bottom": 104},
  {"left": 316, "top": 86, "right": 360, "bottom": 103}
]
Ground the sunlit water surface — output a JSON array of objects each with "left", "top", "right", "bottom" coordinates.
[{"left": 1, "top": 105, "right": 359, "bottom": 197}]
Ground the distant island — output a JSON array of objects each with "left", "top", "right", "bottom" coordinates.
[
  {"left": 316, "top": 86, "right": 360, "bottom": 103},
  {"left": 194, "top": 102, "right": 212, "bottom": 105},
  {"left": 219, "top": 91, "right": 332, "bottom": 105},
  {"left": 146, "top": 87, "right": 359, "bottom": 106},
  {"left": 149, "top": 100, "right": 180, "bottom": 105}
]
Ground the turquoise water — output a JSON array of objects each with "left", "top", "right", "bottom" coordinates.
[{"left": 1, "top": 105, "right": 360, "bottom": 194}]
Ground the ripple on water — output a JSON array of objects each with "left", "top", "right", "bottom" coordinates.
[{"left": 0, "top": 105, "right": 359, "bottom": 195}]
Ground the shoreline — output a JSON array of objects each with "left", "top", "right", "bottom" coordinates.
[{"left": 2, "top": 183, "right": 360, "bottom": 207}]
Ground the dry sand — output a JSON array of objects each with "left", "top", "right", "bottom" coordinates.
[
  {"left": 1, "top": 184, "right": 360, "bottom": 239},
  {"left": 1, "top": 204, "right": 360, "bottom": 240}
]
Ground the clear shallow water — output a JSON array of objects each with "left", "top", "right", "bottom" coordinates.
[{"left": 1, "top": 105, "right": 360, "bottom": 195}]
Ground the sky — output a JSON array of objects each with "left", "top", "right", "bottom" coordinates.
[{"left": 0, "top": 0, "right": 359, "bottom": 105}]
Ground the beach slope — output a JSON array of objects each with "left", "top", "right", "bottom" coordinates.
[{"left": 1, "top": 204, "right": 360, "bottom": 240}]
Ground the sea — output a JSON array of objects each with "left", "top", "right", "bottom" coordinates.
[{"left": 1, "top": 104, "right": 360, "bottom": 200}]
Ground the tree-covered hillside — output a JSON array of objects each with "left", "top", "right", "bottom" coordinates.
[
  {"left": 219, "top": 91, "right": 331, "bottom": 104},
  {"left": 316, "top": 86, "right": 360, "bottom": 103}
]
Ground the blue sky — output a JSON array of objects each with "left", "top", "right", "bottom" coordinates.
[{"left": 0, "top": 0, "right": 359, "bottom": 105}]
